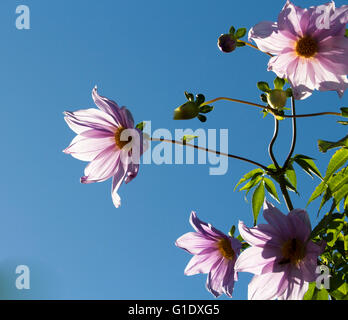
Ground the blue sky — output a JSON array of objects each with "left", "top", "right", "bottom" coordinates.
[{"left": 0, "top": 0, "right": 347, "bottom": 299}]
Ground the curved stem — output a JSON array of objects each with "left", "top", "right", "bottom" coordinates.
[
  {"left": 240, "top": 40, "right": 274, "bottom": 57},
  {"left": 282, "top": 111, "right": 341, "bottom": 118},
  {"left": 201, "top": 97, "right": 267, "bottom": 110},
  {"left": 268, "top": 114, "right": 294, "bottom": 211},
  {"left": 269, "top": 117, "right": 281, "bottom": 170},
  {"left": 283, "top": 96, "right": 297, "bottom": 169},
  {"left": 200, "top": 96, "right": 342, "bottom": 119},
  {"left": 150, "top": 137, "right": 270, "bottom": 172}
]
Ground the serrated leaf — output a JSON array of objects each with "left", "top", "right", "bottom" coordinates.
[
  {"left": 252, "top": 181, "right": 265, "bottom": 225},
  {"left": 257, "top": 81, "right": 270, "bottom": 92},
  {"left": 324, "top": 148, "right": 348, "bottom": 183},
  {"left": 328, "top": 167, "right": 348, "bottom": 194},
  {"left": 318, "top": 135, "right": 348, "bottom": 153},
  {"left": 182, "top": 135, "right": 198, "bottom": 143},
  {"left": 264, "top": 177, "right": 280, "bottom": 203},
  {"left": 239, "top": 173, "right": 263, "bottom": 191},
  {"left": 234, "top": 168, "right": 264, "bottom": 191},
  {"left": 326, "top": 218, "right": 345, "bottom": 247},
  {"left": 235, "top": 28, "right": 246, "bottom": 39},
  {"left": 293, "top": 154, "right": 322, "bottom": 179},
  {"left": 307, "top": 180, "right": 327, "bottom": 206},
  {"left": 333, "top": 183, "right": 348, "bottom": 205}
]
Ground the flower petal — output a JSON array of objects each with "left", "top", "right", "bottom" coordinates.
[
  {"left": 81, "top": 145, "right": 120, "bottom": 183},
  {"left": 206, "top": 258, "right": 228, "bottom": 298},
  {"left": 248, "top": 21, "right": 295, "bottom": 55},
  {"left": 248, "top": 270, "right": 288, "bottom": 300},
  {"left": 234, "top": 246, "right": 280, "bottom": 275},
  {"left": 64, "top": 134, "right": 115, "bottom": 162},
  {"left": 184, "top": 249, "right": 221, "bottom": 276},
  {"left": 189, "top": 212, "right": 226, "bottom": 241},
  {"left": 92, "top": 86, "right": 124, "bottom": 126},
  {"left": 175, "top": 232, "right": 217, "bottom": 255}
]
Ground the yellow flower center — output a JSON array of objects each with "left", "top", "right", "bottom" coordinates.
[
  {"left": 114, "top": 126, "right": 132, "bottom": 149},
  {"left": 217, "top": 238, "right": 235, "bottom": 260},
  {"left": 279, "top": 238, "right": 305, "bottom": 266},
  {"left": 295, "top": 35, "right": 318, "bottom": 58}
]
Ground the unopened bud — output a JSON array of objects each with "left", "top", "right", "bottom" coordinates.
[
  {"left": 217, "top": 34, "right": 236, "bottom": 53},
  {"left": 173, "top": 101, "right": 200, "bottom": 120},
  {"left": 267, "top": 89, "right": 287, "bottom": 110}
]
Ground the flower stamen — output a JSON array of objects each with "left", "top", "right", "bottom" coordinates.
[
  {"left": 217, "top": 238, "right": 235, "bottom": 260},
  {"left": 114, "top": 126, "right": 132, "bottom": 149},
  {"left": 295, "top": 36, "right": 318, "bottom": 58},
  {"left": 280, "top": 238, "right": 305, "bottom": 265}
]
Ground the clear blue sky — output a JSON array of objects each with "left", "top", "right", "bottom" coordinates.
[{"left": 0, "top": 0, "right": 346, "bottom": 299}]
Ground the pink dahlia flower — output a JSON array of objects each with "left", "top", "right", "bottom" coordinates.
[
  {"left": 63, "top": 87, "right": 147, "bottom": 208},
  {"left": 235, "top": 201, "right": 326, "bottom": 300},
  {"left": 175, "top": 212, "right": 242, "bottom": 298},
  {"left": 249, "top": 0, "right": 348, "bottom": 99}
]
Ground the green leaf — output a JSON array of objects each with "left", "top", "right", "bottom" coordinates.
[
  {"left": 182, "top": 135, "right": 198, "bottom": 143},
  {"left": 318, "top": 135, "right": 348, "bottom": 153},
  {"left": 257, "top": 81, "right": 270, "bottom": 92},
  {"left": 195, "top": 94, "right": 205, "bottom": 106},
  {"left": 135, "top": 121, "right": 145, "bottom": 131},
  {"left": 345, "top": 29, "right": 348, "bottom": 38},
  {"left": 273, "top": 77, "right": 285, "bottom": 90},
  {"left": 239, "top": 173, "right": 263, "bottom": 191},
  {"left": 328, "top": 167, "right": 348, "bottom": 194},
  {"left": 252, "top": 181, "right": 265, "bottom": 225},
  {"left": 234, "top": 168, "right": 264, "bottom": 191},
  {"left": 235, "top": 28, "right": 247, "bottom": 39},
  {"left": 197, "top": 114, "right": 207, "bottom": 122},
  {"left": 341, "top": 107, "right": 348, "bottom": 118},
  {"left": 199, "top": 105, "right": 214, "bottom": 114},
  {"left": 307, "top": 180, "right": 327, "bottom": 206},
  {"left": 326, "top": 217, "right": 345, "bottom": 247},
  {"left": 285, "top": 87, "right": 293, "bottom": 97},
  {"left": 285, "top": 164, "right": 297, "bottom": 190},
  {"left": 330, "top": 283, "right": 348, "bottom": 300},
  {"left": 333, "top": 183, "right": 348, "bottom": 205},
  {"left": 235, "top": 40, "right": 246, "bottom": 47},
  {"left": 229, "top": 26, "right": 235, "bottom": 35},
  {"left": 293, "top": 154, "right": 322, "bottom": 179},
  {"left": 303, "top": 282, "right": 316, "bottom": 300},
  {"left": 264, "top": 177, "right": 280, "bottom": 203},
  {"left": 260, "top": 93, "right": 268, "bottom": 103},
  {"left": 324, "top": 148, "right": 348, "bottom": 183},
  {"left": 229, "top": 225, "right": 236, "bottom": 237},
  {"left": 184, "top": 91, "right": 194, "bottom": 102}
]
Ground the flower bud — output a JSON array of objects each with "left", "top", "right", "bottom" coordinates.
[
  {"left": 173, "top": 101, "right": 200, "bottom": 120},
  {"left": 217, "top": 34, "right": 236, "bottom": 53},
  {"left": 267, "top": 89, "right": 287, "bottom": 110}
]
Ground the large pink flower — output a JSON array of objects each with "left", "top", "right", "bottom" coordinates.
[
  {"left": 175, "top": 212, "right": 242, "bottom": 298},
  {"left": 64, "top": 87, "right": 147, "bottom": 208},
  {"left": 249, "top": 0, "right": 348, "bottom": 99},
  {"left": 235, "top": 201, "right": 326, "bottom": 300}
]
